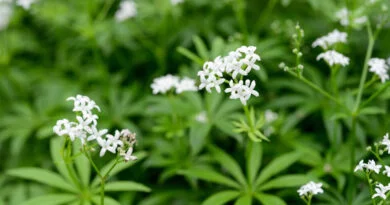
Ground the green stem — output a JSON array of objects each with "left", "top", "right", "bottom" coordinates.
[
  {"left": 353, "top": 23, "right": 376, "bottom": 113},
  {"left": 330, "top": 66, "right": 339, "bottom": 96},
  {"left": 360, "top": 82, "right": 390, "bottom": 109},
  {"left": 95, "top": 0, "right": 115, "bottom": 21},
  {"left": 287, "top": 70, "right": 348, "bottom": 111},
  {"left": 62, "top": 139, "right": 82, "bottom": 190},
  {"left": 347, "top": 117, "right": 357, "bottom": 205},
  {"left": 100, "top": 179, "right": 105, "bottom": 205},
  {"left": 307, "top": 195, "right": 312, "bottom": 205},
  {"left": 367, "top": 172, "right": 377, "bottom": 205}
]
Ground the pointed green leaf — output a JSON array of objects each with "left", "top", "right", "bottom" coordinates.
[
  {"left": 190, "top": 123, "right": 211, "bottom": 156},
  {"left": 359, "top": 106, "right": 385, "bottom": 115},
  {"left": 21, "top": 194, "right": 76, "bottom": 205},
  {"left": 7, "top": 167, "right": 77, "bottom": 193},
  {"left": 193, "top": 36, "right": 209, "bottom": 60},
  {"left": 254, "top": 193, "right": 286, "bottom": 205},
  {"left": 99, "top": 181, "right": 151, "bottom": 193},
  {"left": 176, "top": 47, "right": 204, "bottom": 65},
  {"left": 254, "top": 152, "right": 301, "bottom": 189},
  {"left": 246, "top": 141, "right": 262, "bottom": 185},
  {"left": 234, "top": 195, "right": 252, "bottom": 205},
  {"left": 178, "top": 167, "right": 241, "bottom": 189},
  {"left": 202, "top": 190, "right": 240, "bottom": 205},
  {"left": 73, "top": 140, "right": 90, "bottom": 187},
  {"left": 50, "top": 138, "right": 72, "bottom": 183},
  {"left": 91, "top": 151, "right": 146, "bottom": 187},
  {"left": 209, "top": 145, "right": 247, "bottom": 187},
  {"left": 258, "top": 174, "right": 312, "bottom": 191}
]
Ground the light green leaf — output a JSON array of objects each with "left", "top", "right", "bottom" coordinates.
[
  {"left": 254, "top": 193, "right": 286, "bottom": 205},
  {"left": 234, "top": 195, "right": 252, "bottom": 205},
  {"left": 208, "top": 145, "right": 247, "bottom": 187},
  {"left": 359, "top": 106, "right": 385, "bottom": 115},
  {"left": 91, "top": 151, "right": 146, "bottom": 187},
  {"left": 98, "top": 181, "right": 151, "bottom": 193},
  {"left": 50, "top": 138, "right": 72, "bottom": 183},
  {"left": 258, "top": 174, "right": 312, "bottom": 191},
  {"left": 254, "top": 152, "right": 301, "bottom": 189},
  {"left": 73, "top": 140, "right": 90, "bottom": 187},
  {"left": 246, "top": 141, "right": 262, "bottom": 185},
  {"left": 178, "top": 167, "right": 241, "bottom": 189},
  {"left": 21, "top": 194, "right": 77, "bottom": 205},
  {"left": 176, "top": 47, "right": 204, "bottom": 65},
  {"left": 7, "top": 167, "right": 77, "bottom": 193},
  {"left": 202, "top": 190, "right": 240, "bottom": 205},
  {"left": 190, "top": 123, "right": 211, "bottom": 156},
  {"left": 193, "top": 35, "right": 209, "bottom": 60},
  {"left": 91, "top": 196, "right": 121, "bottom": 205}
]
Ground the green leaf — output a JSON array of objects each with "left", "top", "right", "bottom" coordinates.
[
  {"left": 254, "top": 152, "right": 301, "bottom": 189},
  {"left": 208, "top": 145, "right": 247, "bottom": 187},
  {"left": 21, "top": 194, "right": 77, "bottom": 205},
  {"left": 178, "top": 167, "right": 241, "bottom": 189},
  {"left": 202, "top": 190, "right": 240, "bottom": 205},
  {"left": 254, "top": 193, "right": 286, "bottom": 205},
  {"left": 246, "top": 141, "right": 262, "bottom": 185},
  {"left": 7, "top": 167, "right": 77, "bottom": 193},
  {"left": 258, "top": 174, "right": 312, "bottom": 191},
  {"left": 101, "top": 181, "right": 151, "bottom": 193},
  {"left": 73, "top": 140, "right": 90, "bottom": 187},
  {"left": 50, "top": 138, "right": 72, "bottom": 183},
  {"left": 189, "top": 123, "right": 211, "bottom": 156},
  {"left": 91, "top": 196, "right": 121, "bottom": 205},
  {"left": 91, "top": 151, "right": 147, "bottom": 187},
  {"left": 176, "top": 47, "right": 204, "bottom": 65},
  {"left": 193, "top": 36, "right": 209, "bottom": 60},
  {"left": 234, "top": 195, "right": 252, "bottom": 205},
  {"left": 359, "top": 106, "right": 385, "bottom": 115}
]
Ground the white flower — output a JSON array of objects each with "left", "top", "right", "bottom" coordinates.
[
  {"left": 97, "top": 137, "right": 116, "bottom": 157},
  {"left": 383, "top": 166, "right": 390, "bottom": 177},
  {"left": 368, "top": 58, "right": 389, "bottom": 83},
  {"left": 120, "top": 147, "right": 137, "bottom": 161},
  {"left": 115, "top": 1, "right": 137, "bottom": 21},
  {"left": 151, "top": 74, "right": 180, "bottom": 94},
  {"left": 16, "top": 0, "right": 35, "bottom": 9},
  {"left": 316, "top": 50, "right": 350, "bottom": 67},
  {"left": 175, "top": 77, "right": 198, "bottom": 93},
  {"left": 195, "top": 111, "right": 207, "bottom": 123},
  {"left": 366, "top": 160, "right": 382, "bottom": 174},
  {"left": 53, "top": 119, "right": 72, "bottom": 136},
  {"left": 265, "top": 109, "right": 278, "bottom": 123},
  {"left": 87, "top": 127, "right": 108, "bottom": 141},
  {"left": 312, "top": 29, "right": 348, "bottom": 49},
  {"left": 225, "top": 80, "right": 259, "bottom": 105},
  {"left": 354, "top": 160, "right": 365, "bottom": 172},
  {"left": 297, "top": 181, "right": 324, "bottom": 197},
  {"left": 67, "top": 95, "right": 100, "bottom": 115},
  {"left": 106, "top": 130, "right": 124, "bottom": 149},
  {"left": 372, "top": 183, "right": 390, "bottom": 199},
  {"left": 198, "top": 74, "right": 225, "bottom": 93},
  {"left": 171, "top": 0, "right": 184, "bottom": 5},
  {"left": 0, "top": 2, "right": 12, "bottom": 31},
  {"left": 381, "top": 133, "right": 390, "bottom": 154},
  {"left": 336, "top": 8, "right": 349, "bottom": 26}
]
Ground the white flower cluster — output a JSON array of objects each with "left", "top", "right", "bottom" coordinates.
[
  {"left": 297, "top": 181, "right": 324, "bottom": 197},
  {"left": 198, "top": 46, "right": 261, "bottom": 105},
  {"left": 354, "top": 159, "right": 382, "bottom": 173},
  {"left": 368, "top": 58, "right": 389, "bottom": 83},
  {"left": 335, "top": 8, "right": 368, "bottom": 27},
  {"left": 372, "top": 183, "right": 390, "bottom": 199},
  {"left": 0, "top": 0, "right": 12, "bottom": 31},
  {"left": 312, "top": 29, "right": 347, "bottom": 49},
  {"left": 53, "top": 95, "right": 137, "bottom": 161},
  {"left": 171, "top": 0, "right": 184, "bottom": 5},
  {"left": 381, "top": 133, "right": 390, "bottom": 154},
  {"left": 115, "top": 1, "right": 137, "bottom": 21},
  {"left": 316, "top": 50, "right": 350, "bottom": 67},
  {"left": 151, "top": 74, "right": 198, "bottom": 94}
]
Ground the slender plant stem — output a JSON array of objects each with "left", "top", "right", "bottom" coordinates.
[
  {"left": 360, "top": 82, "right": 390, "bottom": 109},
  {"left": 367, "top": 172, "right": 377, "bottom": 205},
  {"left": 347, "top": 117, "right": 357, "bottom": 205},
  {"left": 287, "top": 70, "right": 348, "bottom": 111},
  {"left": 96, "top": 0, "right": 114, "bottom": 21},
  {"left": 63, "top": 139, "right": 82, "bottom": 190},
  {"left": 353, "top": 23, "right": 375, "bottom": 113}
]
